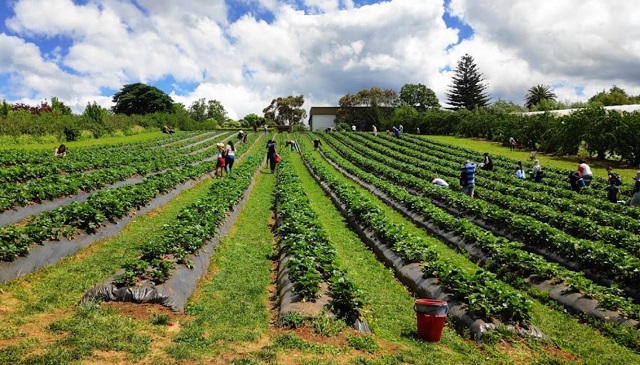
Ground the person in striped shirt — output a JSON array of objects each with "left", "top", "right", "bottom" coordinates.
[{"left": 459, "top": 160, "right": 476, "bottom": 197}]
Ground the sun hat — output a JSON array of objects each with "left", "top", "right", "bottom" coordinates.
[{"left": 216, "top": 142, "right": 224, "bottom": 148}]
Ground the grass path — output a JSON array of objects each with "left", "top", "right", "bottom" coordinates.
[
  {"left": 288, "top": 149, "right": 499, "bottom": 364},
  {"left": 167, "top": 167, "right": 276, "bottom": 362}
]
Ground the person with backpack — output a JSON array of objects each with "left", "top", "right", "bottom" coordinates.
[
  {"left": 604, "top": 180, "right": 621, "bottom": 203},
  {"left": 607, "top": 166, "right": 623, "bottom": 186},
  {"left": 531, "top": 160, "right": 544, "bottom": 183}
]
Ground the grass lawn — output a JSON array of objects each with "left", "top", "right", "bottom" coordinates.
[{"left": 427, "top": 135, "right": 639, "bottom": 188}]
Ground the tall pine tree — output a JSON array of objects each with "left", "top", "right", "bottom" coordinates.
[{"left": 446, "top": 54, "right": 490, "bottom": 110}]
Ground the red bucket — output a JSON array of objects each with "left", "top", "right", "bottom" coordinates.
[{"left": 414, "top": 299, "right": 448, "bottom": 342}]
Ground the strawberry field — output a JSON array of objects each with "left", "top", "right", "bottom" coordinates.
[{"left": 1, "top": 130, "right": 639, "bottom": 364}]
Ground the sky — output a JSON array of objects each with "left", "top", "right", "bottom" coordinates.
[{"left": 1, "top": 0, "right": 639, "bottom": 120}]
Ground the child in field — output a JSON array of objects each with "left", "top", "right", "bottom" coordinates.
[{"left": 215, "top": 143, "right": 226, "bottom": 177}]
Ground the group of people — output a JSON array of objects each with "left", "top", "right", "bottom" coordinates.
[{"left": 215, "top": 141, "right": 236, "bottom": 177}]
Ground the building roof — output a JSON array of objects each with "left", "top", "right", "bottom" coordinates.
[{"left": 309, "top": 106, "right": 339, "bottom": 116}]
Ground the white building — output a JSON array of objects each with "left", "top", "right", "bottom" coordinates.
[{"left": 308, "top": 107, "right": 338, "bottom": 131}]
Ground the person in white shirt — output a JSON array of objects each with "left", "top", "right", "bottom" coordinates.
[
  {"left": 431, "top": 176, "right": 449, "bottom": 188},
  {"left": 578, "top": 160, "right": 593, "bottom": 186}
]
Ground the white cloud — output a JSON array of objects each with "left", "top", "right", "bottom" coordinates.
[{"left": 2, "top": 0, "right": 640, "bottom": 119}]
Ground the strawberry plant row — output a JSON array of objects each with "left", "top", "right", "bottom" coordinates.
[
  {"left": 358, "top": 132, "right": 640, "bottom": 223},
  {"left": 300, "top": 135, "right": 532, "bottom": 324},
  {"left": 0, "top": 131, "right": 194, "bottom": 168},
  {"left": 342, "top": 133, "right": 640, "bottom": 253},
  {"left": 317, "top": 132, "right": 640, "bottom": 327},
  {"left": 0, "top": 131, "right": 232, "bottom": 184},
  {"left": 110, "top": 133, "right": 262, "bottom": 286},
  {"left": 403, "top": 134, "right": 636, "bottom": 203},
  {"left": 82, "top": 134, "right": 265, "bottom": 312},
  {"left": 0, "top": 140, "right": 226, "bottom": 212},
  {"left": 0, "top": 133, "right": 259, "bottom": 262},
  {"left": 274, "top": 149, "right": 364, "bottom": 326},
  {"left": 325, "top": 133, "right": 640, "bottom": 296}
]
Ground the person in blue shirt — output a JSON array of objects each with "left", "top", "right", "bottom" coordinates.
[{"left": 459, "top": 160, "right": 476, "bottom": 197}]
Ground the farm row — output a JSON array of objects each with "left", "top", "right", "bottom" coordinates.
[{"left": 312, "top": 131, "right": 640, "bottom": 349}]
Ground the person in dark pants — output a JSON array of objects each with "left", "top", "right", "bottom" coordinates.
[
  {"left": 225, "top": 140, "right": 235, "bottom": 174},
  {"left": 266, "top": 139, "right": 277, "bottom": 173},
  {"left": 314, "top": 138, "right": 322, "bottom": 150}
]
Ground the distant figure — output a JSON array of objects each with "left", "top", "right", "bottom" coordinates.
[
  {"left": 215, "top": 143, "right": 226, "bottom": 177},
  {"left": 237, "top": 130, "right": 244, "bottom": 142},
  {"left": 253, "top": 124, "right": 258, "bottom": 132},
  {"left": 416, "top": 127, "right": 420, "bottom": 135},
  {"left": 480, "top": 152, "right": 493, "bottom": 171},
  {"left": 399, "top": 124, "right": 404, "bottom": 133},
  {"left": 606, "top": 166, "right": 622, "bottom": 186},
  {"left": 266, "top": 139, "right": 277, "bottom": 173},
  {"left": 242, "top": 133, "right": 248, "bottom": 144},
  {"left": 286, "top": 140, "right": 298, "bottom": 152},
  {"left": 509, "top": 137, "right": 517, "bottom": 151},
  {"left": 604, "top": 181, "right": 621, "bottom": 203},
  {"left": 225, "top": 140, "right": 236, "bottom": 174},
  {"left": 578, "top": 159, "right": 593, "bottom": 186},
  {"left": 631, "top": 172, "right": 640, "bottom": 207},
  {"left": 568, "top": 171, "right": 584, "bottom": 193},
  {"left": 514, "top": 161, "right": 526, "bottom": 179},
  {"left": 392, "top": 126, "right": 401, "bottom": 138},
  {"left": 263, "top": 124, "right": 268, "bottom": 134},
  {"left": 431, "top": 176, "right": 449, "bottom": 188},
  {"left": 351, "top": 125, "right": 356, "bottom": 132},
  {"left": 460, "top": 160, "right": 476, "bottom": 197},
  {"left": 54, "top": 144, "right": 67, "bottom": 157},
  {"left": 372, "top": 125, "right": 378, "bottom": 136},
  {"left": 313, "top": 138, "right": 322, "bottom": 150},
  {"left": 531, "top": 160, "right": 544, "bottom": 183}
]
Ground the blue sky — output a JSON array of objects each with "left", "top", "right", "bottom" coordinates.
[{"left": 1, "top": 0, "right": 638, "bottom": 119}]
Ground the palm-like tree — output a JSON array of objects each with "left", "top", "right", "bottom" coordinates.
[{"left": 525, "top": 84, "right": 557, "bottom": 109}]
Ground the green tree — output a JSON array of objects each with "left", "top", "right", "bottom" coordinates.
[
  {"left": 1, "top": 100, "right": 9, "bottom": 117},
  {"left": 111, "top": 83, "right": 174, "bottom": 115},
  {"left": 488, "top": 99, "right": 526, "bottom": 114},
  {"left": 242, "top": 113, "right": 263, "bottom": 127},
  {"left": 525, "top": 84, "right": 557, "bottom": 109},
  {"left": 188, "top": 98, "right": 208, "bottom": 122},
  {"left": 588, "top": 85, "right": 632, "bottom": 106},
  {"left": 446, "top": 54, "right": 490, "bottom": 110},
  {"left": 398, "top": 83, "right": 440, "bottom": 111},
  {"left": 206, "top": 99, "right": 228, "bottom": 122},
  {"left": 262, "top": 95, "right": 306, "bottom": 126},
  {"left": 83, "top": 101, "right": 109, "bottom": 122},
  {"left": 51, "top": 97, "right": 73, "bottom": 115},
  {"left": 336, "top": 87, "right": 398, "bottom": 129}
]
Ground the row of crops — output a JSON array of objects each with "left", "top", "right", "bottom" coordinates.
[
  {"left": 305, "top": 131, "right": 640, "bottom": 349},
  {"left": 0, "top": 130, "right": 248, "bottom": 266}
]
